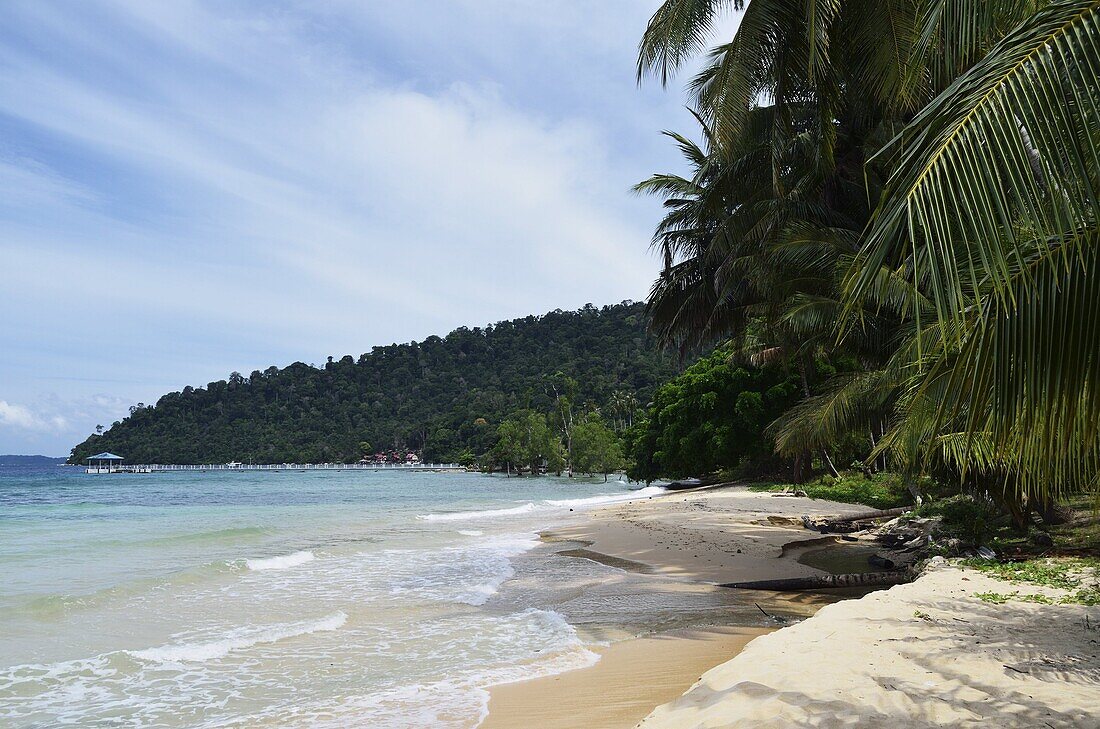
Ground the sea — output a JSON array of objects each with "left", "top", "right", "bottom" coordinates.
[{"left": 0, "top": 463, "right": 696, "bottom": 727}]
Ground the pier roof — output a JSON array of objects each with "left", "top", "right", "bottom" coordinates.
[{"left": 87, "top": 452, "right": 123, "bottom": 460}]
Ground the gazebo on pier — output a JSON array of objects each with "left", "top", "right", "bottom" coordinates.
[{"left": 85, "top": 452, "right": 124, "bottom": 474}]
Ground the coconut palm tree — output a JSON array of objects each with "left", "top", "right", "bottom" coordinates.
[
  {"left": 636, "top": 0, "right": 1100, "bottom": 500},
  {"left": 847, "top": 1, "right": 1100, "bottom": 499}
]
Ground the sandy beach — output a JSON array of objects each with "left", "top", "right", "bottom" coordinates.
[
  {"left": 483, "top": 626, "right": 768, "bottom": 729},
  {"left": 483, "top": 486, "right": 872, "bottom": 727},
  {"left": 483, "top": 486, "right": 1100, "bottom": 728},
  {"left": 641, "top": 563, "right": 1100, "bottom": 728}
]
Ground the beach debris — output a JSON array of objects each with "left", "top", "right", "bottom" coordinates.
[
  {"left": 801, "top": 506, "right": 912, "bottom": 534},
  {"left": 799, "top": 507, "right": 943, "bottom": 559},
  {"left": 754, "top": 602, "right": 790, "bottom": 625}
]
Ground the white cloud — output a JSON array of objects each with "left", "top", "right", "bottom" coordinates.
[
  {"left": 0, "top": 400, "right": 67, "bottom": 432},
  {"left": 0, "top": 0, "right": 725, "bottom": 454}
]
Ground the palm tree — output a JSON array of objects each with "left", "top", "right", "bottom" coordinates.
[
  {"left": 635, "top": 107, "right": 893, "bottom": 479},
  {"left": 636, "top": 0, "right": 1100, "bottom": 501},
  {"left": 847, "top": 1, "right": 1100, "bottom": 500}
]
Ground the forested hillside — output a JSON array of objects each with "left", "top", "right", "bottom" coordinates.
[{"left": 69, "top": 302, "right": 680, "bottom": 464}]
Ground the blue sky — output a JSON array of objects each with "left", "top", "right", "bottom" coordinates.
[{"left": 0, "top": 1, "right": 739, "bottom": 456}]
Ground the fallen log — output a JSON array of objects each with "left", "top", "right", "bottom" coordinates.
[
  {"left": 818, "top": 506, "right": 911, "bottom": 524},
  {"left": 721, "top": 570, "right": 911, "bottom": 591},
  {"left": 802, "top": 506, "right": 914, "bottom": 534}
]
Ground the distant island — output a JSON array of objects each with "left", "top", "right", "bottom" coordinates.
[
  {"left": 69, "top": 302, "right": 682, "bottom": 465},
  {"left": 0, "top": 455, "right": 66, "bottom": 466}
]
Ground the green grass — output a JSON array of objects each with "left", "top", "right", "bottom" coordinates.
[
  {"left": 975, "top": 591, "right": 1055, "bottom": 605},
  {"left": 963, "top": 557, "right": 1100, "bottom": 606},
  {"left": 748, "top": 471, "right": 912, "bottom": 510}
]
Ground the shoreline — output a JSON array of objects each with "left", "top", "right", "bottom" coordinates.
[
  {"left": 482, "top": 625, "right": 770, "bottom": 729},
  {"left": 482, "top": 484, "right": 872, "bottom": 728},
  {"left": 483, "top": 485, "right": 1099, "bottom": 728}
]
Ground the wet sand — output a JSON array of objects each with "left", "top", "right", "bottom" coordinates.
[
  {"left": 481, "top": 484, "right": 1099, "bottom": 728},
  {"left": 483, "top": 485, "right": 865, "bottom": 728},
  {"left": 482, "top": 626, "right": 769, "bottom": 729}
]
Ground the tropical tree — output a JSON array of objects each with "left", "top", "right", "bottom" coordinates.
[
  {"left": 571, "top": 415, "right": 625, "bottom": 481},
  {"left": 493, "top": 411, "right": 561, "bottom": 475},
  {"left": 848, "top": 0, "right": 1100, "bottom": 502},
  {"left": 635, "top": 0, "right": 1100, "bottom": 504}
]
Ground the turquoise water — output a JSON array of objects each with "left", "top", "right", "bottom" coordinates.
[{"left": 0, "top": 464, "right": 663, "bottom": 727}]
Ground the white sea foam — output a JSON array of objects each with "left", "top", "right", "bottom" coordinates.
[
  {"left": 266, "top": 608, "right": 599, "bottom": 729},
  {"left": 417, "top": 502, "right": 538, "bottom": 522},
  {"left": 417, "top": 486, "right": 668, "bottom": 522},
  {"left": 543, "top": 484, "right": 667, "bottom": 508},
  {"left": 245, "top": 550, "right": 315, "bottom": 571},
  {"left": 128, "top": 611, "right": 347, "bottom": 663},
  {"left": 384, "top": 533, "right": 539, "bottom": 605},
  {"left": 457, "top": 530, "right": 484, "bottom": 537}
]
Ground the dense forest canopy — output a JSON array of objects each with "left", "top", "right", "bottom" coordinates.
[
  {"left": 626, "top": 348, "right": 802, "bottom": 482},
  {"left": 69, "top": 302, "right": 681, "bottom": 465}
]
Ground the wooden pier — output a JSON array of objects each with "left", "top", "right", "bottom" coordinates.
[{"left": 87, "top": 462, "right": 465, "bottom": 474}]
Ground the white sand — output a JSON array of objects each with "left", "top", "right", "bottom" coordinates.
[
  {"left": 546, "top": 486, "right": 871, "bottom": 584},
  {"left": 483, "top": 486, "right": 872, "bottom": 728},
  {"left": 640, "top": 563, "right": 1100, "bottom": 728}
]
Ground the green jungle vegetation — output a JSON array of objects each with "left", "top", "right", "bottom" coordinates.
[
  {"left": 69, "top": 302, "right": 679, "bottom": 465},
  {"left": 626, "top": 0, "right": 1100, "bottom": 548},
  {"left": 748, "top": 473, "right": 915, "bottom": 511},
  {"left": 626, "top": 346, "right": 804, "bottom": 482}
]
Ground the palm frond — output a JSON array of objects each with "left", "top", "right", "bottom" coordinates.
[
  {"left": 637, "top": 0, "right": 745, "bottom": 86},
  {"left": 851, "top": 0, "right": 1100, "bottom": 333}
]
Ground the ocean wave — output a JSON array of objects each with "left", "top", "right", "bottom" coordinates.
[
  {"left": 7, "top": 558, "right": 244, "bottom": 619},
  {"left": 245, "top": 550, "right": 315, "bottom": 571},
  {"left": 133, "top": 525, "right": 270, "bottom": 547},
  {"left": 256, "top": 608, "right": 599, "bottom": 729},
  {"left": 417, "top": 485, "right": 667, "bottom": 522},
  {"left": 543, "top": 484, "right": 667, "bottom": 508},
  {"left": 382, "top": 533, "right": 539, "bottom": 606},
  {"left": 457, "top": 530, "right": 484, "bottom": 537},
  {"left": 128, "top": 611, "right": 347, "bottom": 663},
  {"left": 417, "top": 503, "right": 538, "bottom": 522}
]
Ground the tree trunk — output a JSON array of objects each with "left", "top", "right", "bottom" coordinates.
[
  {"left": 1016, "top": 116, "right": 1047, "bottom": 192},
  {"left": 1037, "top": 498, "right": 1073, "bottom": 526},
  {"left": 1002, "top": 493, "right": 1032, "bottom": 533},
  {"left": 722, "top": 570, "right": 910, "bottom": 591},
  {"left": 792, "top": 451, "right": 811, "bottom": 483}
]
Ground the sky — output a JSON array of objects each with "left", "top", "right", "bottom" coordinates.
[{"left": 0, "top": 0, "right": 740, "bottom": 456}]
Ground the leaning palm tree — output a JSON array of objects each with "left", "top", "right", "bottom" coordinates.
[{"left": 636, "top": 0, "right": 1100, "bottom": 501}]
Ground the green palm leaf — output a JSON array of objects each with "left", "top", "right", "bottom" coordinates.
[{"left": 852, "top": 0, "right": 1100, "bottom": 330}]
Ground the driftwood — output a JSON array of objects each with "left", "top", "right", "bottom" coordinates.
[
  {"left": 802, "top": 507, "right": 913, "bottom": 535},
  {"left": 721, "top": 570, "right": 911, "bottom": 591},
  {"left": 824, "top": 506, "right": 911, "bottom": 523}
]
